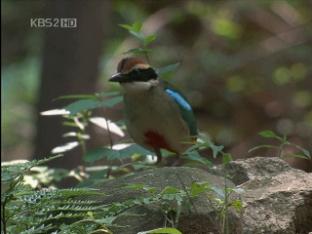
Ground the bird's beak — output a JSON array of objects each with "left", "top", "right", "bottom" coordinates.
[{"left": 109, "top": 73, "right": 125, "bottom": 82}]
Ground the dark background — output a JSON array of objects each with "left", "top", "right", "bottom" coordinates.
[{"left": 2, "top": 0, "right": 312, "bottom": 170}]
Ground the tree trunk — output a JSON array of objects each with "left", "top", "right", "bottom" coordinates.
[{"left": 34, "top": 0, "right": 111, "bottom": 169}]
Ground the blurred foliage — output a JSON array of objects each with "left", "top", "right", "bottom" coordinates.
[
  {"left": 2, "top": 154, "right": 231, "bottom": 234},
  {"left": 2, "top": 0, "right": 312, "bottom": 170}
]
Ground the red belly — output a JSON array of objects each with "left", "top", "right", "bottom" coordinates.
[{"left": 144, "top": 130, "right": 175, "bottom": 152}]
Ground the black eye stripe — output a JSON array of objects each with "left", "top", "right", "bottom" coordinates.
[{"left": 126, "top": 68, "right": 158, "bottom": 82}]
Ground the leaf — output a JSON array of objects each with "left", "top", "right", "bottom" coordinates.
[
  {"left": 258, "top": 130, "right": 283, "bottom": 141},
  {"left": 41, "top": 109, "right": 70, "bottom": 116},
  {"left": 95, "top": 91, "right": 120, "bottom": 97},
  {"left": 144, "top": 34, "right": 156, "bottom": 46},
  {"left": 248, "top": 144, "right": 279, "bottom": 153},
  {"left": 290, "top": 144, "right": 311, "bottom": 158},
  {"left": 101, "top": 96, "right": 123, "bottom": 107},
  {"left": 89, "top": 117, "right": 125, "bottom": 137},
  {"left": 210, "top": 144, "right": 224, "bottom": 159},
  {"left": 284, "top": 153, "right": 311, "bottom": 160},
  {"left": 123, "top": 48, "right": 151, "bottom": 56},
  {"left": 160, "top": 186, "right": 180, "bottom": 195},
  {"left": 84, "top": 144, "right": 151, "bottom": 163},
  {"left": 84, "top": 148, "right": 119, "bottom": 163},
  {"left": 120, "top": 144, "right": 152, "bottom": 156},
  {"left": 65, "top": 96, "right": 122, "bottom": 115},
  {"left": 137, "top": 227, "right": 182, "bottom": 234},
  {"left": 55, "top": 94, "right": 97, "bottom": 101},
  {"left": 222, "top": 153, "right": 232, "bottom": 165},
  {"left": 185, "top": 151, "right": 213, "bottom": 167},
  {"left": 190, "top": 182, "right": 210, "bottom": 196},
  {"left": 211, "top": 186, "right": 225, "bottom": 199},
  {"left": 51, "top": 142, "right": 79, "bottom": 154},
  {"left": 156, "top": 63, "right": 180, "bottom": 76},
  {"left": 120, "top": 22, "right": 142, "bottom": 33},
  {"left": 230, "top": 199, "right": 243, "bottom": 212}
]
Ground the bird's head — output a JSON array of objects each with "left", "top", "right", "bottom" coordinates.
[{"left": 109, "top": 57, "right": 159, "bottom": 92}]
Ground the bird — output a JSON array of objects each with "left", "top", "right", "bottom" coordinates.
[{"left": 109, "top": 57, "right": 197, "bottom": 163}]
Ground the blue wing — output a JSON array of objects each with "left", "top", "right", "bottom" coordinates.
[{"left": 164, "top": 84, "right": 197, "bottom": 136}]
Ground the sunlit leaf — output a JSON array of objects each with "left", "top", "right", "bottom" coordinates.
[
  {"left": 51, "top": 142, "right": 79, "bottom": 154},
  {"left": 89, "top": 117, "right": 125, "bottom": 137},
  {"left": 41, "top": 109, "right": 70, "bottom": 116},
  {"left": 112, "top": 143, "right": 132, "bottom": 150}
]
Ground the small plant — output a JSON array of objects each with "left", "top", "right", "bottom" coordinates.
[
  {"left": 2, "top": 156, "right": 203, "bottom": 234},
  {"left": 249, "top": 130, "right": 311, "bottom": 160}
]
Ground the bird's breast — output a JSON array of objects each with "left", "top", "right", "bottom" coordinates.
[{"left": 123, "top": 87, "right": 190, "bottom": 153}]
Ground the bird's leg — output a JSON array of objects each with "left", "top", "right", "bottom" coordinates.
[{"left": 154, "top": 148, "right": 162, "bottom": 164}]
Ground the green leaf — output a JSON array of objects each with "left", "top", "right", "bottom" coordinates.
[
  {"left": 129, "top": 31, "right": 145, "bottom": 41},
  {"left": 160, "top": 186, "right": 180, "bottom": 195},
  {"left": 211, "top": 186, "right": 225, "bottom": 199},
  {"left": 65, "top": 96, "right": 122, "bottom": 115},
  {"left": 156, "top": 63, "right": 180, "bottom": 76},
  {"left": 248, "top": 144, "right": 279, "bottom": 153},
  {"left": 230, "top": 199, "right": 243, "bottom": 212},
  {"left": 95, "top": 91, "right": 120, "bottom": 98},
  {"left": 210, "top": 144, "right": 224, "bottom": 159},
  {"left": 121, "top": 144, "right": 152, "bottom": 156},
  {"left": 144, "top": 34, "right": 156, "bottom": 46},
  {"left": 190, "top": 182, "right": 210, "bottom": 196},
  {"left": 184, "top": 151, "right": 213, "bottom": 167},
  {"left": 55, "top": 94, "right": 97, "bottom": 101},
  {"left": 284, "top": 153, "right": 311, "bottom": 160},
  {"left": 84, "top": 144, "right": 152, "bottom": 163},
  {"left": 138, "top": 227, "right": 182, "bottom": 234},
  {"left": 290, "top": 144, "right": 311, "bottom": 158},
  {"left": 101, "top": 96, "right": 123, "bottom": 107},
  {"left": 120, "top": 22, "right": 142, "bottom": 33},
  {"left": 123, "top": 48, "right": 151, "bottom": 56},
  {"left": 222, "top": 153, "right": 232, "bottom": 165},
  {"left": 258, "top": 130, "right": 283, "bottom": 141},
  {"left": 84, "top": 148, "right": 120, "bottom": 163}
]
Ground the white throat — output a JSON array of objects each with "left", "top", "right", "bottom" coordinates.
[{"left": 121, "top": 80, "right": 159, "bottom": 94}]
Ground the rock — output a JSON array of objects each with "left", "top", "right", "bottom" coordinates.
[
  {"left": 219, "top": 156, "right": 293, "bottom": 185},
  {"left": 98, "top": 167, "right": 236, "bottom": 234},
  {"left": 217, "top": 157, "right": 312, "bottom": 234},
  {"left": 97, "top": 157, "right": 312, "bottom": 234},
  {"left": 233, "top": 157, "right": 312, "bottom": 234}
]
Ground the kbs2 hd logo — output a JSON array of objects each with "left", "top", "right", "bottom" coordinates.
[{"left": 30, "top": 18, "right": 77, "bottom": 28}]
